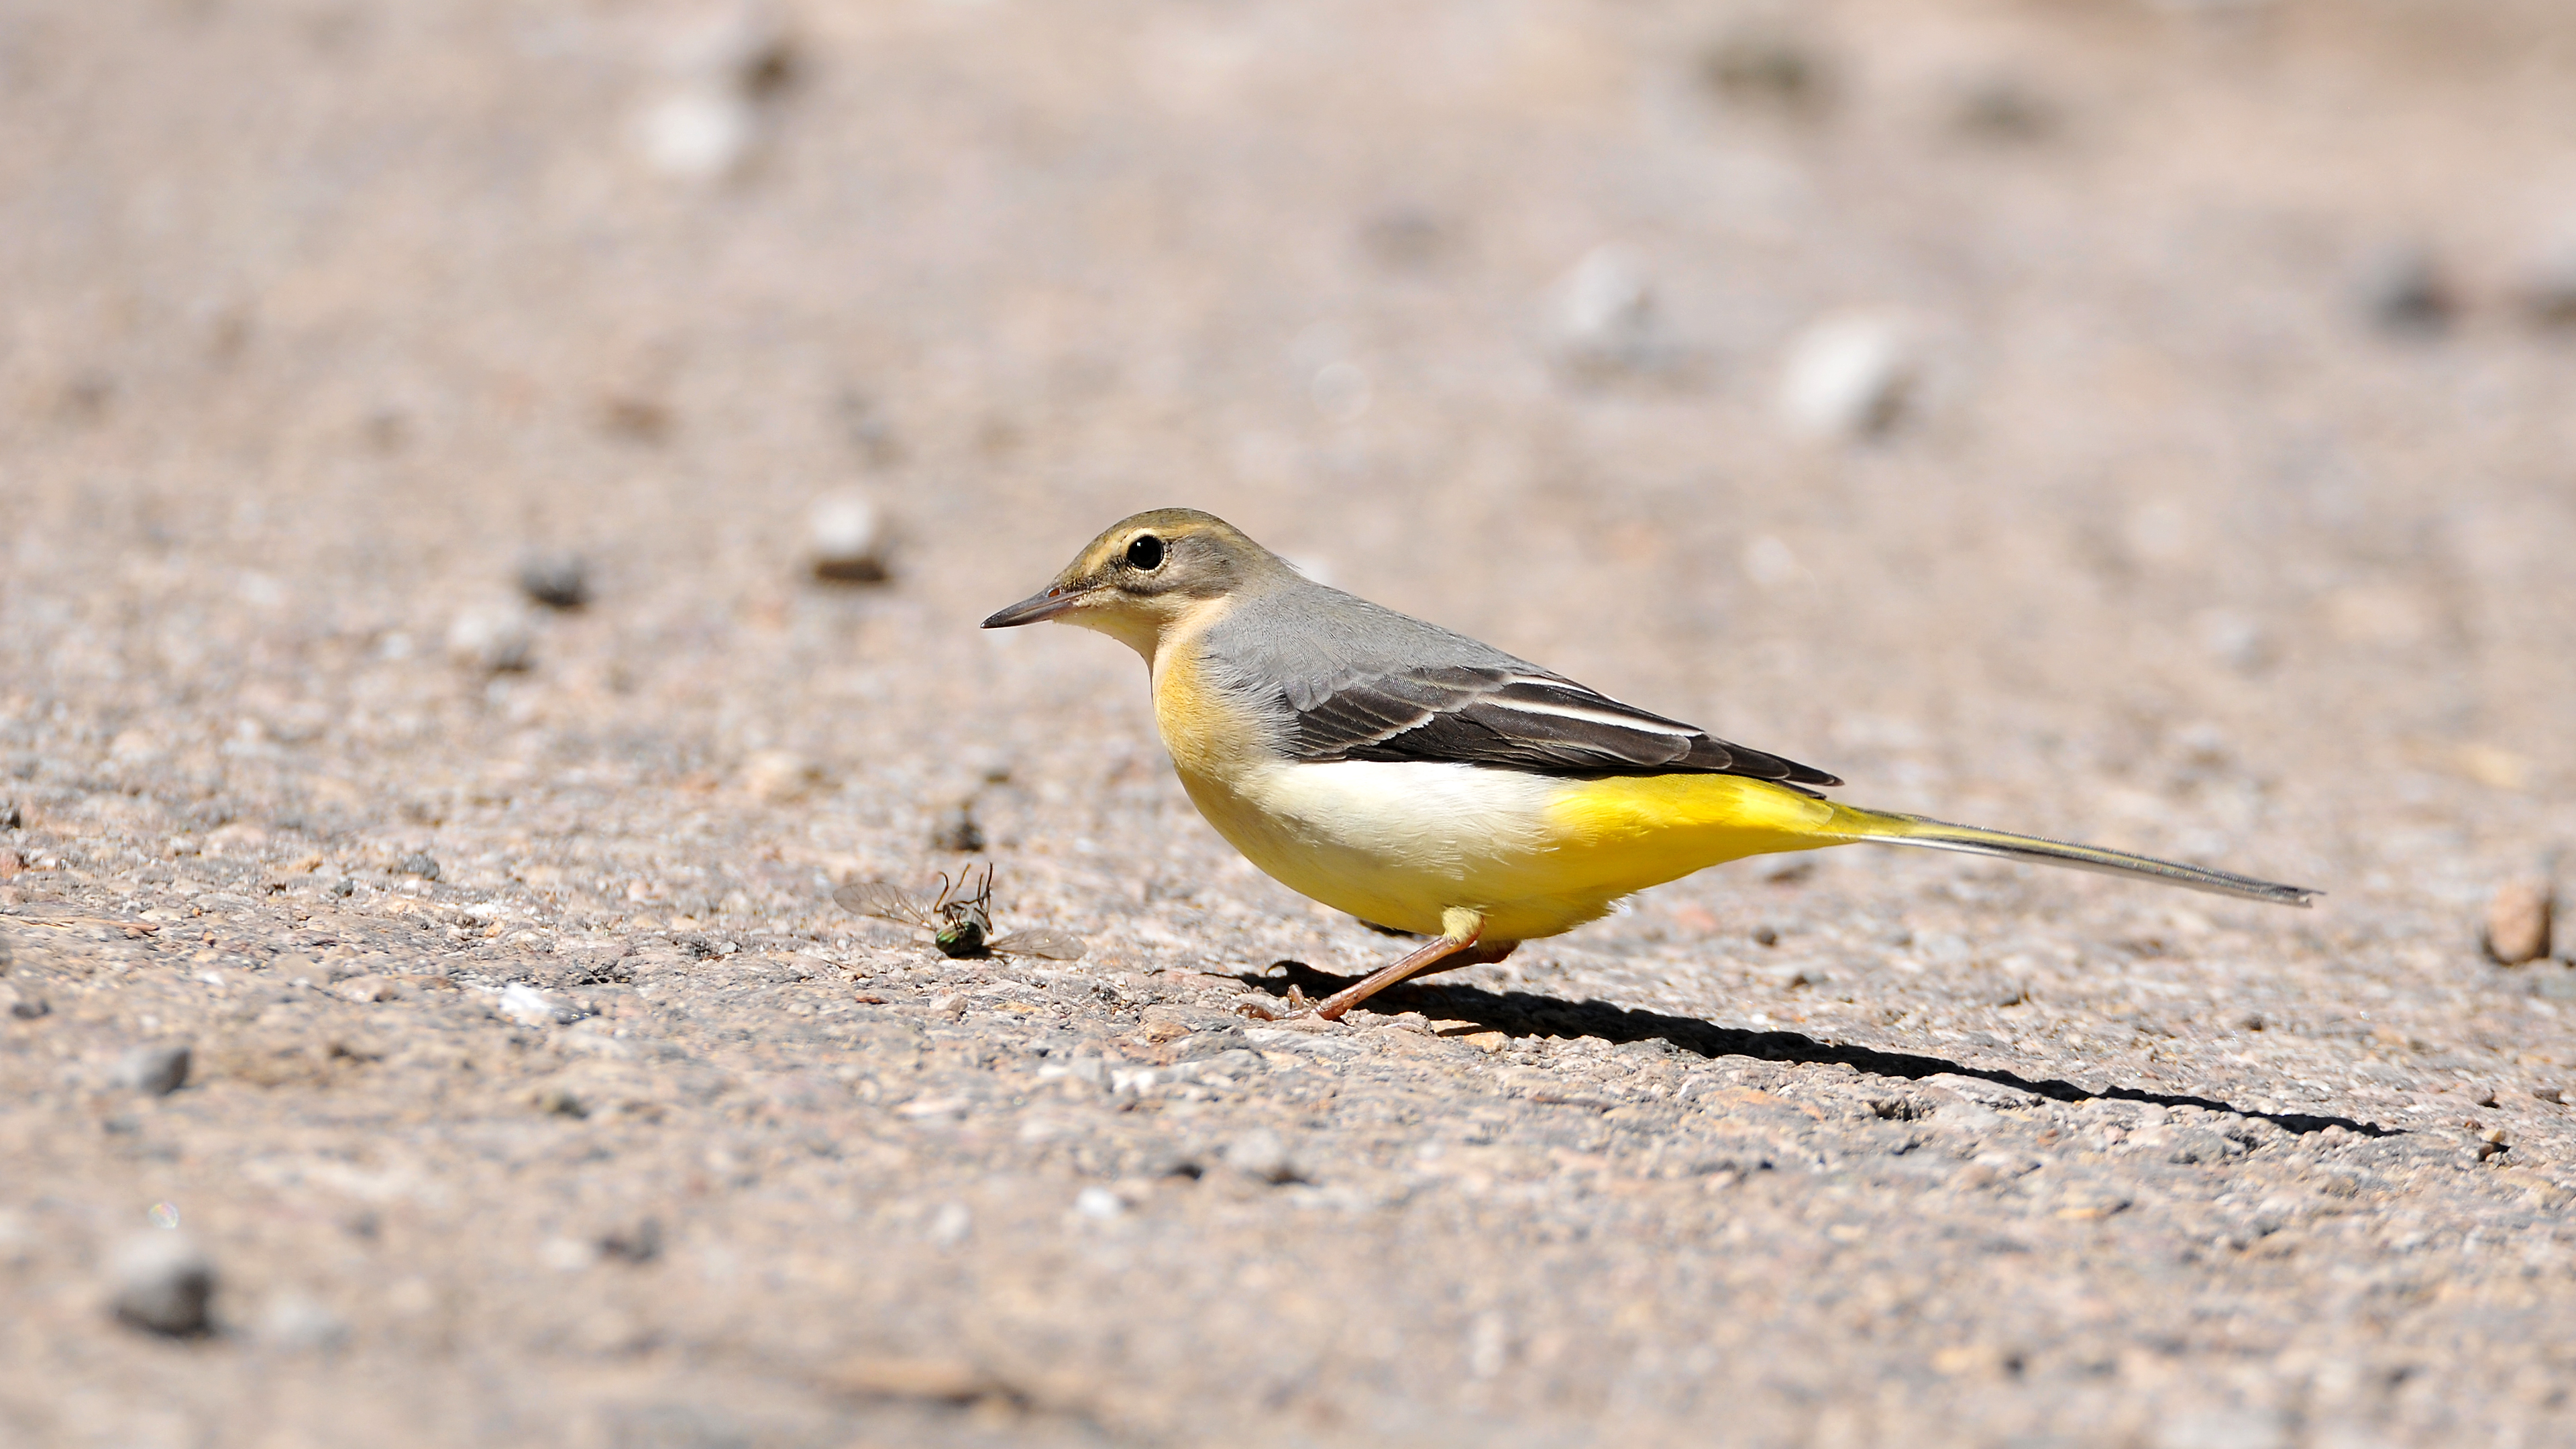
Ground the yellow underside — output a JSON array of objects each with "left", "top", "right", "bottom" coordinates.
[
  {"left": 1140, "top": 629, "right": 1863, "bottom": 945},
  {"left": 1542, "top": 772, "right": 1854, "bottom": 900},
  {"left": 1177, "top": 763, "right": 1861, "bottom": 944}
]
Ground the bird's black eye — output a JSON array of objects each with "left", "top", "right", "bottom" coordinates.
[{"left": 1125, "top": 534, "right": 1165, "bottom": 570}]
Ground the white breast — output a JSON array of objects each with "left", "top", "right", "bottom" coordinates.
[
  {"left": 1241, "top": 759, "right": 1554, "bottom": 862},
  {"left": 1175, "top": 757, "right": 1563, "bottom": 935}
]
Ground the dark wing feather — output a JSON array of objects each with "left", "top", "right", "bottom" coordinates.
[
  {"left": 1289, "top": 666, "right": 1841, "bottom": 788},
  {"left": 1201, "top": 584, "right": 1841, "bottom": 788}
]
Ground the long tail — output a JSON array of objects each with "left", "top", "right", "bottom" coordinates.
[{"left": 1821, "top": 803, "right": 2319, "bottom": 908}]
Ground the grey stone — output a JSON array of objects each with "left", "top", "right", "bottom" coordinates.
[
  {"left": 1223, "top": 1128, "right": 1301, "bottom": 1185},
  {"left": 1551, "top": 244, "right": 1658, "bottom": 373},
  {"left": 926, "top": 1203, "right": 971, "bottom": 1246},
  {"left": 598, "top": 1218, "right": 663, "bottom": 1264},
  {"left": 516, "top": 551, "right": 591, "bottom": 610},
  {"left": 396, "top": 852, "right": 440, "bottom": 881},
  {"left": 258, "top": 1291, "right": 350, "bottom": 1351},
  {"left": 1173, "top": 1029, "right": 1248, "bottom": 1063},
  {"left": 930, "top": 800, "right": 983, "bottom": 853},
  {"left": 1951, "top": 74, "right": 2056, "bottom": 141},
  {"left": 109, "top": 1232, "right": 215, "bottom": 1336},
  {"left": 2361, "top": 244, "right": 2454, "bottom": 335},
  {"left": 1201, "top": 1049, "right": 1267, "bottom": 1077},
  {"left": 2521, "top": 247, "right": 2576, "bottom": 327},
  {"left": 444, "top": 606, "right": 535, "bottom": 673},
  {"left": 117, "top": 1042, "right": 191, "bottom": 1096},
  {"left": 635, "top": 87, "right": 758, "bottom": 182},
  {"left": 498, "top": 982, "right": 581, "bottom": 1028},
  {"left": 808, "top": 492, "right": 892, "bottom": 583},
  {"left": 1780, "top": 311, "right": 1915, "bottom": 440},
  {"left": 1699, "top": 25, "right": 1833, "bottom": 113}
]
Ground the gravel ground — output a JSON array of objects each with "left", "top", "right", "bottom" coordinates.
[{"left": 5, "top": 1, "right": 2576, "bottom": 1445}]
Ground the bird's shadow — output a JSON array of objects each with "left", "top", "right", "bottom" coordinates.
[{"left": 1238, "top": 961, "right": 2394, "bottom": 1138}]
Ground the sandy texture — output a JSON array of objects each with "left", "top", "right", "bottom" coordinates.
[{"left": 5, "top": 1, "right": 2576, "bottom": 1444}]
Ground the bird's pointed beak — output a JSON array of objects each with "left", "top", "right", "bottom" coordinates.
[{"left": 981, "top": 585, "right": 1085, "bottom": 629}]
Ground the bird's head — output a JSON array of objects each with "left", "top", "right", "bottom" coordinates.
[{"left": 981, "top": 508, "right": 1286, "bottom": 659}]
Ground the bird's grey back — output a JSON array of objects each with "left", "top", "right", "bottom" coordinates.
[
  {"left": 1199, "top": 579, "right": 1538, "bottom": 715},
  {"left": 1193, "top": 571, "right": 1843, "bottom": 789}
]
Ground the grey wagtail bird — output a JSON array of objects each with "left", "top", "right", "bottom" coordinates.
[{"left": 983, "top": 508, "right": 2317, "bottom": 1022}]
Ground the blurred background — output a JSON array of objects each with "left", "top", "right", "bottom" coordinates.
[
  {"left": 0, "top": 0, "right": 2565, "bottom": 830},
  {"left": 9, "top": 5, "right": 2576, "bottom": 1443},
  {"left": 5, "top": 0, "right": 2576, "bottom": 922},
  {"left": 3, "top": 0, "right": 2573, "bottom": 931}
]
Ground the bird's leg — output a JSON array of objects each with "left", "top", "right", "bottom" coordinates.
[{"left": 1311, "top": 910, "right": 1517, "bottom": 1022}]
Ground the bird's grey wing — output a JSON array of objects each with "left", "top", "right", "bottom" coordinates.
[{"left": 1203, "top": 588, "right": 1839, "bottom": 786}]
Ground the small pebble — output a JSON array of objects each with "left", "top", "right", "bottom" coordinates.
[
  {"left": 597, "top": 1217, "right": 663, "bottom": 1264},
  {"left": 108, "top": 1232, "right": 215, "bottom": 1336},
  {"left": 258, "top": 1291, "right": 350, "bottom": 1351},
  {"left": 515, "top": 551, "right": 591, "bottom": 610},
  {"left": 2519, "top": 247, "right": 2576, "bottom": 327},
  {"left": 444, "top": 606, "right": 535, "bottom": 673},
  {"left": 2361, "top": 244, "right": 2455, "bottom": 335},
  {"left": 928, "top": 1203, "right": 972, "bottom": 1246},
  {"left": 598, "top": 395, "right": 672, "bottom": 443},
  {"left": 498, "top": 982, "right": 578, "bottom": 1028},
  {"left": 1780, "top": 311, "right": 1915, "bottom": 439},
  {"left": 0, "top": 800, "right": 20, "bottom": 829},
  {"left": 5, "top": 985, "right": 48, "bottom": 1020},
  {"left": 1552, "top": 244, "right": 1657, "bottom": 373},
  {"left": 1951, "top": 74, "right": 2055, "bottom": 141},
  {"left": 663, "top": 8, "right": 797, "bottom": 97},
  {"left": 1358, "top": 205, "right": 1448, "bottom": 270},
  {"left": 808, "top": 492, "right": 892, "bottom": 583},
  {"left": 1073, "top": 1185, "right": 1125, "bottom": 1221},
  {"left": 1309, "top": 361, "right": 1372, "bottom": 423},
  {"left": 531, "top": 1085, "right": 587, "bottom": 1118},
  {"left": 2194, "top": 609, "right": 2272, "bottom": 673},
  {"left": 1699, "top": 25, "right": 1833, "bottom": 113},
  {"left": 2486, "top": 879, "right": 2554, "bottom": 965},
  {"left": 635, "top": 87, "right": 757, "bottom": 181},
  {"left": 116, "top": 1042, "right": 191, "bottom": 1097},
  {"left": 932, "top": 800, "right": 984, "bottom": 852},
  {"left": 1222, "top": 1128, "right": 1301, "bottom": 1185},
  {"left": 743, "top": 749, "right": 822, "bottom": 803},
  {"left": 397, "top": 852, "right": 441, "bottom": 881}
]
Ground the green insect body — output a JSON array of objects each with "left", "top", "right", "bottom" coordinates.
[{"left": 932, "top": 907, "right": 990, "bottom": 959}]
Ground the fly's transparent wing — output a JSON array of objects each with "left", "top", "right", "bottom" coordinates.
[
  {"left": 833, "top": 881, "right": 938, "bottom": 930},
  {"left": 987, "top": 928, "right": 1086, "bottom": 961}
]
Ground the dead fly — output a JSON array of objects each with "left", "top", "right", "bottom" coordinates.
[{"left": 832, "top": 865, "right": 1085, "bottom": 961}]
